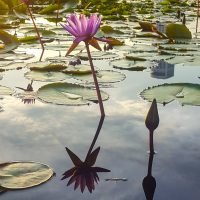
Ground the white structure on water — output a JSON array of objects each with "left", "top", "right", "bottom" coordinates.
[{"left": 151, "top": 59, "right": 174, "bottom": 79}]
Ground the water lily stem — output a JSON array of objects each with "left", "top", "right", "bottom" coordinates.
[
  {"left": 56, "top": 0, "right": 60, "bottom": 26},
  {"left": 196, "top": 0, "right": 200, "bottom": 33},
  {"left": 85, "top": 43, "right": 105, "bottom": 117},
  {"left": 85, "top": 116, "right": 105, "bottom": 160},
  {"left": 27, "top": 5, "right": 44, "bottom": 61}
]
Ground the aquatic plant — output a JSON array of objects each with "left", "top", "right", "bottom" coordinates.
[
  {"left": 20, "top": 0, "right": 44, "bottom": 60},
  {"left": 62, "top": 147, "right": 110, "bottom": 193},
  {"left": 61, "top": 13, "right": 109, "bottom": 116}
]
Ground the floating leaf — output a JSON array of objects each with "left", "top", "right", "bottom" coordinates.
[
  {"left": 0, "top": 30, "right": 19, "bottom": 54},
  {"left": 73, "top": 70, "right": 126, "bottom": 83},
  {"left": 110, "top": 59, "right": 151, "bottom": 71},
  {"left": 27, "top": 62, "right": 67, "bottom": 71},
  {"left": 0, "top": 53, "right": 34, "bottom": 61},
  {"left": 165, "top": 23, "right": 192, "bottom": 39},
  {"left": 0, "top": 162, "right": 54, "bottom": 189},
  {"left": 78, "top": 51, "right": 118, "bottom": 60},
  {"left": 45, "top": 56, "right": 72, "bottom": 63},
  {"left": 140, "top": 83, "right": 200, "bottom": 106},
  {"left": 0, "top": 62, "right": 26, "bottom": 71},
  {"left": 138, "top": 21, "right": 156, "bottom": 31},
  {"left": 62, "top": 64, "right": 92, "bottom": 75},
  {"left": 25, "top": 71, "right": 71, "bottom": 82},
  {"left": 37, "top": 83, "right": 109, "bottom": 105}
]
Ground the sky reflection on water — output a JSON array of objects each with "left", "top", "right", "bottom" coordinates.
[{"left": 0, "top": 25, "right": 200, "bottom": 200}]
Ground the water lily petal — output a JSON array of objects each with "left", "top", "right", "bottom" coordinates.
[
  {"left": 93, "top": 167, "right": 111, "bottom": 172},
  {"left": 60, "top": 23, "right": 78, "bottom": 37},
  {"left": 80, "top": 14, "right": 88, "bottom": 33},
  {"left": 80, "top": 176, "right": 86, "bottom": 193},
  {"left": 88, "top": 38, "right": 102, "bottom": 51},
  {"left": 74, "top": 175, "right": 81, "bottom": 190},
  {"left": 65, "top": 147, "right": 82, "bottom": 166},
  {"left": 66, "top": 42, "right": 79, "bottom": 56},
  {"left": 67, "top": 18, "right": 80, "bottom": 35},
  {"left": 62, "top": 167, "right": 76, "bottom": 180},
  {"left": 86, "top": 147, "right": 100, "bottom": 166},
  {"left": 74, "top": 36, "right": 88, "bottom": 43}
]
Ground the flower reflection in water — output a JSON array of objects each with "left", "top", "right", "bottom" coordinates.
[
  {"left": 16, "top": 81, "right": 36, "bottom": 104},
  {"left": 62, "top": 116, "right": 110, "bottom": 193}
]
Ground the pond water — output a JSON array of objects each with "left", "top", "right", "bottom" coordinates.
[{"left": 0, "top": 7, "right": 200, "bottom": 200}]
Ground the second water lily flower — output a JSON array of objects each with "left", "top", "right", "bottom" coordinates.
[{"left": 61, "top": 13, "right": 107, "bottom": 55}]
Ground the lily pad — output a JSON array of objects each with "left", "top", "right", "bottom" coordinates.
[
  {"left": 165, "top": 23, "right": 192, "bottom": 39},
  {"left": 62, "top": 64, "right": 92, "bottom": 75},
  {"left": 0, "top": 53, "right": 34, "bottom": 61},
  {"left": 27, "top": 62, "right": 67, "bottom": 71},
  {"left": 0, "top": 30, "right": 19, "bottom": 54},
  {"left": 0, "top": 62, "right": 26, "bottom": 71},
  {"left": 0, "top": 162, "right": 54, "bottom": 189},
  {"left": 25, "top": 71, "right": 71, "bottom": 82},
  {"left": 110, "top": 59, "right": 152, "bottom": 71},
  {"left": 45, "top": 56, "right": 72, "bottom": 63},
  {"left": 37, "top": 83, "right": 109, "bottom": 105},
  {"left": 140, "top": 83, "right": 200, "bottom": 106},
  {"left": 73, "top": 70, "right": 126, "bottom": 83},
  {"left": 78, "top": 51, "right": 118, "bottom": 60},
  {"left": 0, "top": 85, "right": 14, "bottom": 95}
]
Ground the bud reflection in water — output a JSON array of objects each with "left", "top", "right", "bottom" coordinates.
[{"left": 16, "top": 81, "right": 36, "bottom": 104}]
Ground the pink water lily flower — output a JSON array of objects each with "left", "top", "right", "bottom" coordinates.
[{"left": 61, "top": 13, "right": 107, "bottom": 55}]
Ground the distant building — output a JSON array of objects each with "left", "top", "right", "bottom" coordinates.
[
  {"left": 156, "top": 21, "right": 166, "bottom": 33},
  {"left": 151, "top": 59, "right": 174, "bottom": 79}
]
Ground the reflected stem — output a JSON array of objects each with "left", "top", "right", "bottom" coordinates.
[
  {"left": 149, "top": 131, "right": 154, "bottom": 154},
  {"left": 196, "top": 0, "right": 200, "bottom": 33},
  {"left": 85, "top": 43, "right": 105, "bottom": 117},
  {"left": 27, "top": 5, "right": 44, "bottom": 61},
  {"left": 85, "top": 116, "right": 105, "bottom": 160},
  {"left": 147, "top": 152, "right": 154, "bottom": 176}
]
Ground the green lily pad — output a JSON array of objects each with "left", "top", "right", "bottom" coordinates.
[
  {"left": 45, "top": 56, "right": 72, "bottom": 63},
  {"left": 27, "top": 62, "right": 67, "bottom": 71},
  {"left": 167, "top": 56, "right": 194, "bottom": 65},
  {"left": 0, "top": 162, "right": 54, "bottom": 189},
  {"left": 0, "top": 85, "right": 14, "bottom": 95},
  {"left": 73, "top": 70, "right": 126, "bottom": 83},
  {"left": 165, "top": 23, "right": 192, "bottom": 39},
  {"left": 44, "top": 44, "right": 84, "bottom": 52},
  {"left": 140, "top": 83, "right": 200, "bottom": 106},
  {"left": 0, "top": 53, "right": 34, "bottom": 61},
  {"left": 78, "top": 51, "right": 118, "bottom": 60},
  {"left": 25, "top": 71, "right": 71, "bottom": 82},
  {"left": 126, "top": 52, "right": 156, "bottom": 61},
  {"left": 0, "top": 30, "right": 19, "bottom": 54},
  {"left": 37, "top": 83, "right": 109, "bottom": 105},
  {"left": 110, "top": 59, "right": 151, "bottom": 71},
  {"left": 0, "top": 62, "right": 26, "bottom": 71},
  {"left": 62, "top": 64, "right": 92, "bottom": 75},
  {"left": 138, "top": 21, "right": 156, "bottom": 31},
  {"left": 158, "top": 44, "right": 199, "bottom": 52}
]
